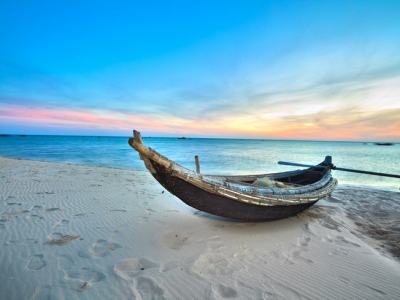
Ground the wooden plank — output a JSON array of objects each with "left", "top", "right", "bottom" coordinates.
[{"left": 195, "top": 155, "right": 200, "bottom": 173}]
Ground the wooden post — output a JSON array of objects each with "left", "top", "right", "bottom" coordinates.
[{"left": 195, "top": 155, "right": 200, "bottom": 173}]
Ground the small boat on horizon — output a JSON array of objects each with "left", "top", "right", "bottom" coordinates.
[
  {"left": 128, "top": 130, "right": 337, "bottom": 221},
  {"left": 374, "top": 142, "right": 394, "bottom": 146}
]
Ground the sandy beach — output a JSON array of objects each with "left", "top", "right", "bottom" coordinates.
[{"left": 1, "top": 156, "right": 399, "bottom": 299}]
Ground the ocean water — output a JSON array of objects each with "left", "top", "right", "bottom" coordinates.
[{"left": 0, "top": 134, "right": 399, "bottom": 192}]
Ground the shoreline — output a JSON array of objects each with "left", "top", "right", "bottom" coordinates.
[
  {"left": 1, "top": 155, "right": 398, "bottom": 192},
  {"left": 1, "top": 157, "right": 399, "bottom": 299}
]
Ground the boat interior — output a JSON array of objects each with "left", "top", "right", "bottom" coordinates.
[{"left": 207, "top": 163, "right": 331, "bottom": 188}]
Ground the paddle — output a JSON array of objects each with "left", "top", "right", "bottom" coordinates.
[{"left": 278, "top": 160, "right": 400, "bottom": 179}]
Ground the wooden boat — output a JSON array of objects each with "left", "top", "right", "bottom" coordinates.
[
  {"left": 375, "top": 142, "right": 393, "bottom": 146},
  {"left": 128, "top": 130, "right": 338, "bottom": 221}
]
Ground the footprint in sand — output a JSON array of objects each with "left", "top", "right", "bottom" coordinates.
[
  {"left": 78, "top": 239, "right": 122, "bottom": 258},
  {"left": 293, "top": 236, "right": 313, "bottom": 263},
  {"left": 58, "top": 255, "right": 74, "bottom": 270},
  {"left": 212, "top": 283, "right": 238, "bottom": 299},
  {"left": 192, "top": 253, "right": 231, "bottom": 276},
  {"left": 290, "top": 249, "right": 313, "bottom": 264},
  {"left": 160, "top": 232, "right": 189, "bottom": 250},
  {"left": 133, "top": 276, "right": 167, "bottom": 300},
  {"left": 57, "top": 255, "right": 106, "bottom": 282},
  {"left": 277, "top": 236, "right": 313, "bottom": 264},
  {"left": 334, "top": 236, "right": 361, "bottom": 247},
  {"left": 322, "top": 234, "right": 361, "bottom": 248},
  {"left": 114, "top": 258, "right": 169, "bottom": 296},
  {"left": 91, "top": 239, "right": 122, "bottom": 257},
  {"left": 159, "top": 260, "right": 180, "bottom": 272},
  {"left": 297, "top": 236, "right": 311, "bottom": 247},
  {"left": 114, "top": 258, "right": 159, "bottom": 280},
  {"left": 328, "top": 247, "right": 349, "bottom": 256},
  {"left": 60, "top": 267, "right": 106, "bottom": 291},
  {"left": 57, "top": 255, "right": 106, "bottom": 291},
  {"left": 68, "top": 267, "right": 106, "bottom": 282},
  {"left": 320, "top": 216, "right": 343, "bottom": 232},
  {"left": 27, "top": 254, "right": 46, "bottom": 270}
]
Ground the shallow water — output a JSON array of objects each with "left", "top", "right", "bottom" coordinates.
[{"left": 0, "top": 134, "right": 399, "bottom": 191}]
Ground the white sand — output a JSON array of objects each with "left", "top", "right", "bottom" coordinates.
[{"left": 1, "top": 157, "right": 399, "bottom": 300}]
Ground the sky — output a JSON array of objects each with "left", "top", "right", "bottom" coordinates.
[{"left": 0, "top": 0, "right": 399, "bottom": 141}]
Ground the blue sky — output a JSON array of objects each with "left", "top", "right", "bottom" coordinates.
[{"left": 1, "top": 0, "right": 399, "bottom": 141}]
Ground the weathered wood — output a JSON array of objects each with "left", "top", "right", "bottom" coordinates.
[
  {"left": 195, "top": 155, "right": 200, "bottom": 173},
  {"left": 129, "top": 130, "right": 338, "bottom": 221},
  {"left": 150, "top": 162, "right": 318, "bottom": 221}
]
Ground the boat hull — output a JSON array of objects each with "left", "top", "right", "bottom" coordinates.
[
  {"left": 128, "top": 130, "right": 336, "bottom": 221},
  {"left": 150, "top": 160, "right": 317, "bottom": 221}
]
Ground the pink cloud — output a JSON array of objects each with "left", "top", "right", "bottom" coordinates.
[
  {"left": 1, "top": 105, "right": 399, "bottom": 141},
  {"left": 0, "top": 106, "right": 157, "bottom": 132}
]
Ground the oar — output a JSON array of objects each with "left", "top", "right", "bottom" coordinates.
[{"left": 278, "top": 161, "right": 400, "bottom": 179}]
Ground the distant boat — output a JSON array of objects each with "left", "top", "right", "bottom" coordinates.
[
  {"left": 375, "top": 143, "right": 393, "bottom": 146},
  {"left": 178, "top": 137, "right": 186, "bottom": 140},
  {"left": 128, "top": 130, "right": 337, "bottom": 221}
]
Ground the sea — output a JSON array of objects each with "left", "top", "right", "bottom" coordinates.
[{"left": 0, "top": 134, "right": 399, "bottom": 192}]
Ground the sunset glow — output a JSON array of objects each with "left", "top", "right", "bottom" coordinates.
[{"left": 1, "top": 1, "right": 399, "bottom": 141}]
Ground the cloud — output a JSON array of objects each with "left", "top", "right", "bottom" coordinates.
[{"left": 1, "top": 26, "right": 399, "bottom": 141}]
